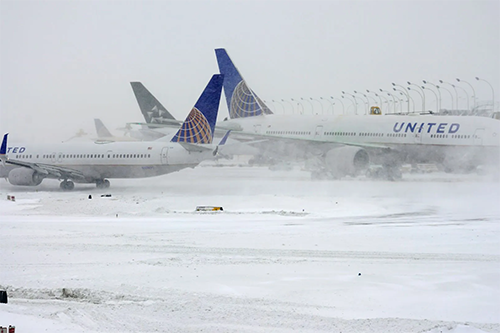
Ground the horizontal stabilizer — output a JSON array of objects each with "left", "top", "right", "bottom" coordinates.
[{"left": 218, "top": 131, "right": 231, "bottom": 146}]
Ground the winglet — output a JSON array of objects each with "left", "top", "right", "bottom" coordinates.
[
  {"left": 0, "top": 133, "right": 8, "bottom": 155},
  {"left": 130, "top": 82, "right": 176, "bottom": 124},
  {"left": 94, "top": 119, "right": 113, "bottom": 138},
  {"left": 171, "top": 74, "right": 223, "bottom": 144},
  {"left": 218, "top": 130, "right": 231, "bottom": 146},
  {"left": 215, "top": 48, "right": 273, "bottom": 119}
]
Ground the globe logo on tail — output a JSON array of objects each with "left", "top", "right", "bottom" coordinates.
[
  {"left": 172, "top": 108, "right": 213, "bottom": 144},
  {"left": 230, "top": 81, "right": 273, "bottom": 118}
]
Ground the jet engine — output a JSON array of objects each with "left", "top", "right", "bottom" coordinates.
[
  {"left": 8, "top": 168, "right": 44, "bottom": 186},
  {"left": 324, "top": 146, "right": 369, "bottom": 177}
]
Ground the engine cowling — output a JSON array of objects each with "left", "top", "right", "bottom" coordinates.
[
  {"left": 8, "top": 168, "right": 44, "bottom": 186},
  {"left": 325, "top": 146, "right": 369, "bottom": 177}
]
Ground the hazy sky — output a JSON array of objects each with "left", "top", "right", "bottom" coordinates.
[{"left": 1, "top": 0, "right": 498, "bottom": 142}]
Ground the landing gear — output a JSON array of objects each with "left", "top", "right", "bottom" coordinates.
[
  {"left": 366, "top": 163, "right": 403, "bottom": 181},
  {"left": 96, "top": 179, "right": 110, "bottom": 189},
  {"left": 60, "top": 180, "right": 75, "bottom": 191}
]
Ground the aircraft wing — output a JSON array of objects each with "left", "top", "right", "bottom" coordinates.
[
  {"left": 4, "top": 159, "right": 86, "bottom": 180},
  {"left": 126, "top": 121, "right": 239, "bottom": 132},
  {"left": 127, "top": 119, "right": 183, "bottom": 128},
  {"left": 222, "top": 129, "right": 393, "bottom": 151}
]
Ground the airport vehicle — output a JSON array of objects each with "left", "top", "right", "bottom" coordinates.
[
  {"left": 0, "top": 74, "right": 228, "bottom": 190},
  {"left": 214, "top": 48, "right": 500, "bottom": 178}
]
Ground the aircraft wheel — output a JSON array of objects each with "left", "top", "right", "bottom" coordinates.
[
  {"left": 96, "top": 179, "right": 110, "bottom": 189},
  {"left": 60, "top": 180, "right": 75, "bottom": 191}
]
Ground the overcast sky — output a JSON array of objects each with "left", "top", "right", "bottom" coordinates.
[{"left": 1, "top": 0, "right": 498, "bottom": 142}]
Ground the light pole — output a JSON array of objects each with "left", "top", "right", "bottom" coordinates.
[
  {"left": 292, "top": 98, "right": 304, "bottom": 114},
  {"left": 380, "top": 88, "right": 397, "bottom": 113},
  {"left": 282, "top": 99, "right": 295, "bottom": 114},
  {"left": 353, "top": 90, "right": 370, "bottom": 115},
  {"left": 421, "top": 86, "right": 438, "bottom": 112},
  {"left": 436, "top": 86, "right": 454, "bottom": 110},
  {"left": 454, "top": 85, "right": 470, "bottom": 110},
  {"left": 392, "top": 83, "right": 411, "bottom": 112},
  {"left": 392, "top": 88, "right": 415, "bottom": 113},
  {"left": 476, "top": 77, "right": 495, "bottom": 111},
  {"left": 342, "top": 94, "right": 357, "bottom": 115},
  {"left": 456, "top": 78, "right": 476, "bottom": 110},
  {"left": 330, "top": 96, "right": 345, "bottom": 114},
  {"left": 368, "top": 89, "right": 390, "bottom": 114},
  {"left": 439, "top": 80, "right": 459, "bottom": 110},
  {"left": 366, "top": 94, "right": 378, "bottom": 106},
  {"left": 407, "top": 81, "right": 425, "bottom": 111},
  {"left": 393, "top": 87, "right": 414, "bottom": 112},
  {"left": 301, "top": 97, "right": 314, "bottom": 115},
  {"left": 366, "top": 90, "right": 383, "bottom": 108},
  {"left": 320, "top": 97, "right": 333, "bottom": 114},
  {"left": 407, "top": 87, "right": 423, "bottom": 113},
  {"left": 423, "top": 80, "right": 441, "bottom": 112},
  {"left": 342, "top": 91, "right": 358, "bottom": 115},
  {"left": 311, "top": 97, "right": 324, "bottom": 115},
  {"left": 272, "top": 100, "right": 286, "bottom": 114}
]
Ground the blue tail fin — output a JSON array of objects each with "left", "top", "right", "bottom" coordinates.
[
  {"left": 0, "top": 133, "right": 8, "bottom": 156},
  {"left": 171, "top": 74, "right": 223, "bottom": 144},
  {"left": 130, "top": 82, "right": 176, "bottom": 124},
  {"left": 215, "top": 48, "right": 273, "bottom": 119}
]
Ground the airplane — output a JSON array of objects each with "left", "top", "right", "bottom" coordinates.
[
  {"left": 125, "top": 81, "right": 261, "bottom": 157},
  {"left": 92, "top": 119, "right": 143, "bottom": 142},
  {"left": 214, "top": 48, "right": 500, "bottom": 178},
  {"left": 92, "top": 81, "right": 180, "bottom": 142},
  {"left": 93, "top": 118, "right": 166, "bottom": 142},
  {"left": 0, "top": 74, "right": 229, "bottom": 190}
]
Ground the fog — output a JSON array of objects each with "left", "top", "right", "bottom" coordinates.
[{"left": 1, "top": 0, "right": 499, "bottom": 142}]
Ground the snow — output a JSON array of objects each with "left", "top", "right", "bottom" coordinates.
[{"left": 0, "top": 164, "right": 499, "bottom": 332}]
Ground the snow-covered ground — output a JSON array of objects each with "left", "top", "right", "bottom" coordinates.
[{"left": 1, "top": 164, "right": 499, "bottom": 332}]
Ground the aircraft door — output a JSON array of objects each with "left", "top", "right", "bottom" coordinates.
[
  {"left": 314, "top": 125, "right": 324, "bottom": 139},
  {"left": 474, "top": 129, "right": 485, "bottom": 145},
  {"left": 254, "top": 124, "right": 261, "bottom": 134},
  {"left": 161, "top": 147, "right": 168, "bottom": 164}
]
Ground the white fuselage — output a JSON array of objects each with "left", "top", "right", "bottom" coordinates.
[
  {"left": 1, "top": 140, "right": 214, "bottom": 183},
  {"left": 222, "top": 114, "right": 500, "bottom": 166}
]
